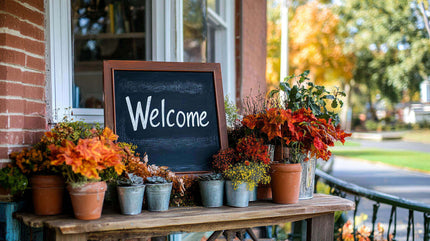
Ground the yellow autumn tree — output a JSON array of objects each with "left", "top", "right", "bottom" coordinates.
[
  {"left": 266, "top": 0, "right": 282, "bottom": 92},
  {"left": 289, "top": 1, "right": 354, "bottom": 86}
]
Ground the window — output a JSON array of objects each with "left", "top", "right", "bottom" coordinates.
[{"left": 47, "top": 0, "right": 234, "bottom": 124}]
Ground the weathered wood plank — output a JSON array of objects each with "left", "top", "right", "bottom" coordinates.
[
  {"left": 15, "top": 194, "right": 354, "bottom": 237},
  {"left": 306, "top": 213, "right": 335, "bottom": 241}
]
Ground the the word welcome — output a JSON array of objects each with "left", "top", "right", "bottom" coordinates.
[{"left": 125, "top": 96, "right": 209, "bottom": 131}]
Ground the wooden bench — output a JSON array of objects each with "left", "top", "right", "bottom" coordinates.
[{"left": 14, "top": 194, "right": 354, "bottom": 241}]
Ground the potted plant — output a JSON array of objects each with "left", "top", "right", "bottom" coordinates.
[
  {"left": 269, "top": 70, "right": 349, "bottom": 199},
  {"left": 242, "top": 74, "right": 351, "bottom": 204},
  {"left": 198, "top": 173, "right": 224, "bottom": 208},
  {"left": 0, "top": 165, "right": 28, "bottom": 202},
  {"left": 145, "top": 176, "right": 172, "bottom": 211},
  {"left": 223, "top": 160, "right": 270, "bottom": 208},
  {"left": 49, "top": 126, "right": 125, "bottom": 220},
  {"left": 9, "top": 126, "right": 68, "bottom": 215},
  {"left": 117, "top": 173, "right": 145, "bottom": 215}
]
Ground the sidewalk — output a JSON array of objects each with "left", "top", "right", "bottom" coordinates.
[{"left": 331, "top": 156, "right": 430, "bottom": 240}]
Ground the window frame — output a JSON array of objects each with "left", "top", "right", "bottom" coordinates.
[{"left": 46, "top": 0, "right": 235, "bottom": 124}]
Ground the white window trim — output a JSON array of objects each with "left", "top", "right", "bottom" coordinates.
[{"left": 207, "top": 1, "right": 235, "bottom": 100}]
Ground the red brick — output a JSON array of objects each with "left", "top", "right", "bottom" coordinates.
[
  {"left": 0, "top": 163, "right": 10, "bottom": 168},
  {"left": 0, "top": 81, "right": 25, "bottom": 97},
  {"left": 24, "top": 130, "right": 44, "bottom": 144},
  {"left": 2, "top": 0, "right": 44, "bottom": 26},
  {"left": 0, "top": 33, "right": 45, "bottom": 56},
  {"left": 0, "top": 65, "right": 44, "bottom": 86},
  {"left": 24, "top": 85, "right": 45, "bottom": 100},
  {"left": 0, "top": 131, "right": 25, "bottom": 145},
  {"left": 0, "top": 48, "right": 26, "bottom": 66},
  {"left": 0, "top": 115, "right": 24, "bottom": 129},
  {"left": 0, "top": 13, "right": 44, "bottom": 41},
  {"left": 24, "top": 116, "right": 46, "bottom": 129},
  {"left": 23, "top": 71, "right": 45, "bottom": 86},
  {"left": 22, "top": 0, "right": 44, "bottom": 12},
  {"left": 0, "top": 98, "right": 25, "bottom": 113},
  {"left": 239, "top": 0, "right": 267, "bottom": 101},
  {"left": 24, "top": 101, "right": 45, "bottom": 115},
  {"left": 26, "top": 55, "right": 45, "bottom": 72},
  {"left": 0, "top": 146, "right": 29, "bottom": 159}
]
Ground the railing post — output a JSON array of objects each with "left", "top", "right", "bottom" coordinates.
[
  {"left": 370, "top": 202, "right": 380, "bottom": 241},
  {"left": 406, "top": 210, "right": 415, "bottom": 241},
  {"left": 387, "top": 206, "right": 397, "bottom": 241},
  {"left": 424, "top": 213, "right": 430, "bottom": 241},
  {"left": 353, "top": 196, "right": 361, "bottom": 241}
]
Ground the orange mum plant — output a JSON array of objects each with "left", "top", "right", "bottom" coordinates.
[{"left": 49, "top": 127, "right": 125, "bottom": 184}]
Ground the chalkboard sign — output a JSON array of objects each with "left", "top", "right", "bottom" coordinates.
[{"left": 103, "top": 61, "right": 228, "bottom": 173}]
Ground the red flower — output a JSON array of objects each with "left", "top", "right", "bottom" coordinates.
[{"left": 244, "top": 160, "right": 250, "bottom": 166}]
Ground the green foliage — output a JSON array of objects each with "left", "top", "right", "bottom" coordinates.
[
  {"left": 336, "top": 0, "right": 430, "bottom": 106},
  {"left": 224, "top": 96, "right": 240, "bottom": 128},
  {"left": 270, "top": 71, "right": 346, "bottom": 126},
  {"left": 0, "top": 166, "right": 28, "bottom": 196}
]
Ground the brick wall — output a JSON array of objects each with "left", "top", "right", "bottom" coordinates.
[
  {"left": 235, "top": 0, "right": 267, "bottom": 108},
  {"left": 0, "top": 0, "right": 47, "bottom": 165}
]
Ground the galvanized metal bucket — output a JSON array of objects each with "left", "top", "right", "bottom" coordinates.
[
  {"left": 145, "top": 183, "right": 172, "bottom": 211},
  {"left": 299, "top": 157, "right": 317, "bottom": 200},
  {"left": 199, "top": 180, "right": 225, "bottom": 207},
  {"left": 225, "top": 180, "right": 249, "bottom": 207},
  {"left": 117, "top": 185, "right": 145, "bottom": 215},
  {"left": 249, "top": 186, "right": 257, "bottom": 201}
]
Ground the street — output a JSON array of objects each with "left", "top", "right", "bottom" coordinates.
[{"left": 331, "top": 154, "right": 430, "bottom": 240}]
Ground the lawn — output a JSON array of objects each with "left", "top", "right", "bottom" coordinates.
[{"left": 331, "top": 148, "right": 430, "bottom": 172}]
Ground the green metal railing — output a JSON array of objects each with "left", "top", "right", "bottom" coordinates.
[{"left": 315, "top": 169, "right": 430, "bottom": 241}]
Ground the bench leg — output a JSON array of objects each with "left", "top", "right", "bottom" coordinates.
[
  {"left": 45, "top": 228, "right": 88, "bottom": 241},
  {"left": 306, "top": 212, "right": 334, "bottom": 241}
]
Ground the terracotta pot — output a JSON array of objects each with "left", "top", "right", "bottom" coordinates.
[
  {"left": 270, "top": 163, "right": 302, "bottom": 204},
  {"left": 67, "top": 181, "right": 107, "bottom": 220},
  {"left": 257, "top": 183, "right": 272, "bottom": 200},
  {"left": 31, "top": 175, "right": 64, "bottom": 215}
]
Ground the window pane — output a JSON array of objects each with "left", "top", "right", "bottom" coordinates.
[
  {"left": 71, "top": 0, "right": 148, "bottom": 108},
  {"left": 207, "top": 0, "right": 220, "bottom": 14},
  {"left": 183, "top": 0, "right": 207, "bottom": 62}
]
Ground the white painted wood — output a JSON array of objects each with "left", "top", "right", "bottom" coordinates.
[{"left": 280, "top": 0, "right": 289, "bottom": 83}]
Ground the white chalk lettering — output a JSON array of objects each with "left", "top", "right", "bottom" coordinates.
[
  {"left": 167, "top": 109, "right": 175, "bottom": 127},
  {"left": 150, "top": 109, "right": 160, "bottom": 127},
  {"left": 125, "top": 96, "right": 210, "bottom": 130},
  {"left": 200, "top": 111, "right": 209, "bottom": 127},
  {"left": 176, "top": 111, "right": 186, "bottom": 128},
  {"left": 126, "top": 96, "right": 151, "bottom": 131},
  {"left": 186, "top": 112, "right": 199, "bottom": 127}
]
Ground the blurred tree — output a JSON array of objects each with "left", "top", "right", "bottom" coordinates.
[
  {"left": 289, "top": 1, "right": 354, "bottom": 86},
  {"left": 266, "top": 0, "right": 282, "bottom": 92},
  {"left": 337, "top": 0, "right": 430, "bottom": 120},
  {"left": 266, "top": 0, "right": 313, "bottom": 92}
]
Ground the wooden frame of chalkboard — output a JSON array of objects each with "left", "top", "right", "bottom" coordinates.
[{"left": 103, "top": 60, "right": 228, "bottom": 173}]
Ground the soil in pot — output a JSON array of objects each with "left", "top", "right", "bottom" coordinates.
[
  {"left": 31, "top": 175, "right": 64, "bottom": 215},
  {"left": 67, "top": 181, "right": 107, "bottom": 220},
  {"left": 270, "top": 163, "right": 302, "bottom": 204}
]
